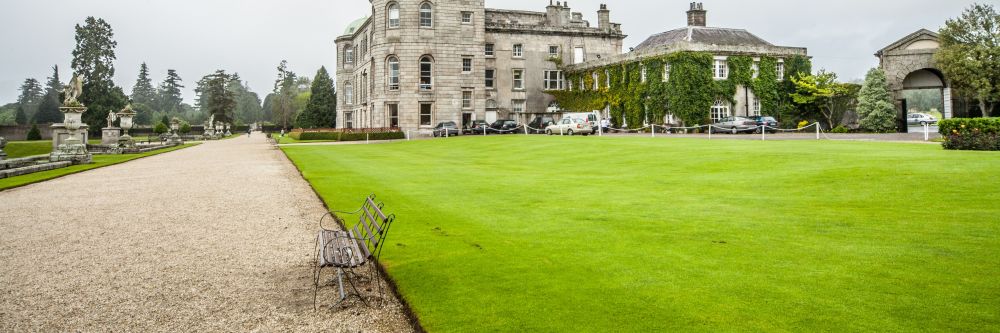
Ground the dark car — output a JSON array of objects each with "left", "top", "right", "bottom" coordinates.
[
  {"left": 464, "top": 120, "right": 490, "bottom": 135},
  {"left": 489, "top": 120, "right": 519, "bottom": 134},
  {"left": 433, "top": 121, "right": 461, "bottom": 137},
  {"left": 527, "top": 116, "right": 556, "bottom": 134},
  {"left": 750, "top": 116, "right": 779, "bottom": 133}
]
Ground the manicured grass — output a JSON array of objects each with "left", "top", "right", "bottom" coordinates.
[
  {"left": 275, "top": 135, "right": 333, "bottom": 144},
  {"left": 282, "top": 136, "right": 1000, "bottom": 332},
  {"left": 0, "top": 143, "right": 199, "bottom": 191},
  {"left": 3, "top": 141, "right": 52, "bottom": 158}
]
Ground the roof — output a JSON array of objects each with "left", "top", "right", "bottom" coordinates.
[
  {"left": 343, "top": 16, "right": 369, "bottom": 36},
  {"left": 634, "top": 26, "right": 772, "bottom": 51},
  {"left": 876, "top": 29, "right": 939, "bottom": 56}
]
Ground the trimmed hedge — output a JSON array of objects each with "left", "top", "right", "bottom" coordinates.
[
  {"left": 939, "top": 118, "right": 1000, "bottom": 151},
  {"left": 288, "top": 131, "right": 405, "bottom": 142}
]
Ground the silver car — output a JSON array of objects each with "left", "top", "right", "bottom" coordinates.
[
  {"left": 545, "top": 117, "right": 594, "bottom": 136},
  {"left": 713, "top": 116, "right": 758, "bottom": 134},
  {"left": 907, "top": 113, "right": 938, "bottom": 126}
]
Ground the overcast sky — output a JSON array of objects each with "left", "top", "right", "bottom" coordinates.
[{"left": 0, "top": 0, "right": 991, "bottom": 105}]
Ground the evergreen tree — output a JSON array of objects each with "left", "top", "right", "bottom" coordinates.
[
  {"left": 157, "top": 69, "right": 184, "bottom": 115},
  {"left": 131, "top": 63, "right": 157, "bottom": 106},
  {"left": 160, "top": 115, "right": 170, "bottom": 127},
  {"left": 261, "top": 93, "right": 276, "bottom": 122},
  {"left": 195, "top": 70, "right": 236, "bottom": 123},
  {"left": 14, "top": 106, "right": 28, "bottom": 125},
  {"left": 297, "top": 67, "right": 337, "bottom": 128},
  {"left": 272, "top": 60, "right": 297, "bottom": 130},
  {"left": 72, "top": 17, "right": 127, "bottom": 133},
  {"left": 26, "top": 124, "right": 42, "bottom": 140},
  {"left": 35, "top": 65, "right": 65, "bottom": 124},
  {"left": 16, "top": 78, "right": 44, "bottom": 122},
  {"left": 132, "top": 102, "right": 153, "bottom": 125},
  {"left": 857, "top": 68, "right": 897, "bottom": 133}
]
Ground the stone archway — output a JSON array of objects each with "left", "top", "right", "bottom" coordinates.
[{"left": 876, "top": 29, "right": 957, "bottom": 132}]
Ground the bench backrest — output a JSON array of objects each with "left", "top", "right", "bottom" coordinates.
[{"left": 350, "top": 194, "right": 395, "bottom": 261}]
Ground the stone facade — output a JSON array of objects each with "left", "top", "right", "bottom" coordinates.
[
  {"left": 876, "top": 29, "right": 962, "bottom": 129},
  {"left": 335, "top": 0, "right": 625, "bottom": 133}
]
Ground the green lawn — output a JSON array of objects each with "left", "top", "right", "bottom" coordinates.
[
  {"left": 3, "top": 141, "right": 52, "bottom": 158},
  {"left": 282, "top": 136, "right": 1000, "bottom": 332},
  {"left": 0, "top": 143, "right": 198, "bottom": 191}
]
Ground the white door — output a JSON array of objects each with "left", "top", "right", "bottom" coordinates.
[
  {"left": 574, "top": 47, "right": 584, "bottom": 64},
  {"left": 486, "top": 111, "right": 498, "bottom": 124}
]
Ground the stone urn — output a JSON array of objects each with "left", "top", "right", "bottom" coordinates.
[
  {"left": 224, "top": 123, "right": 232, "bottom": 137},
  {"left": 50, "top": 106, "right": 92, "bottom": 164},
  {"left": 117, "top": 105, "right": 137, "bottom": 148},
  {"left": 169, "top": 117, "right": 184, "bottom": 145}
]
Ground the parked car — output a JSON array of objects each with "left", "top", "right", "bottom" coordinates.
[
  {"left": 464, "top": 120, "right": 490, "bottom": 135},
  {"left": 432, "top": 121, "right": 461, "bottom": 137},
  {"left": 906, "top": 113, "right": 938, "bottom": 126},
  {"left": 545, "top": 117, "right": 594, "bottom": 136},
  {"left": 562, "top": 112, "right": 601, "bottom": 133},
  {"left": 527, "top": 116, "right": 556, "bottom": 134},
  {"left": 489, "top": 120, "right": 520, "bottom": 134},
  {"left": 750, "top": 116, "right": 779, "bottom": 134},
  {"left": 713, "top": 116, "right": 758, "bottom": 134}
]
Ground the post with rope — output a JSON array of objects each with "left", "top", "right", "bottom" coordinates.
[
  {"left": 761, "top": 125, "right": 765, "bottom": 141},
  {"left": 708, "top": 125, "right": 712, "bottom": 140},
  {"left": 815, "top": 122, "right": 820, "bottom": 140},
  {"left": 406, "top": 130, "right": 410, "bottom": 141},
  {"left": 366, "top": 133, "right": 370, "bottom": 144},
  {"left": 651, "top": 124, "right": 656, "bottom": 138},
  {"left": 524, "top": 125, "right": 528, "bottom": 135},
  {"left": 924, "top": 123, "right": 930, "bottom": 141}
]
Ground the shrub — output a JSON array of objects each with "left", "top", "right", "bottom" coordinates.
[
  {"left": 339, "top": 131, "right": 405, "bottom": 141},
  {"left": 153, "top": 122, "right": 168, "bottom": 135},
  {"left": 298, "top": 132, "right": 339, "bottom": 141},
  {"left": 180, "top": 123, "right": 192, "bottom": 135},
  {"left": 797, "top": 120, "right": 810, "bottom": 129},
  {"left": 26, "top": 124, "right": 42, "bottom": 141},
  {"left": 831, "top": 125, "right": 850, "bottom": 134},
  {"left": 939, "top": 118, "right": 1000, "bottom": 151}
]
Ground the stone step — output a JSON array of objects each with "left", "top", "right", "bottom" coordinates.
[
  {"left": 0, "top": 161, "right": 72, "bottom": 179},
  {"left": 0, "top": 155, "right": 51, "bottom": 170}
]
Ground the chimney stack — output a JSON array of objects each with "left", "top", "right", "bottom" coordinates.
[
  {"left": 597, "top": 4, "right": 610, "bottom": 31},
  {"left": 546, "top": 1, "right": 562, "bottom": 27},
  {"left": 687, "top": 2, "right": 706, "bottom": 27}
]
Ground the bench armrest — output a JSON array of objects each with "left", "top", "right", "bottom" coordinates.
[{"left": 318, "top": 209, "right": 362, "bottom": 231}]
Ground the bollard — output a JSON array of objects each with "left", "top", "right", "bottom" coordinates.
[
  {"left": 924, "top": 123, "right": 930, "bottom": 141},
  {"left": 366, "top": 133, "right": 370, "bottom": 144},
  {"left": 815, "top": 123, "right": 820, "bottom": 140}
]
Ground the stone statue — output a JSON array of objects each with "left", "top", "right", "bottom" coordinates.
[
  {"left": 107, "top": 110, "right": 118, "bottom": 127},
  {"left": 64, "top": 74, "right": 84, "bottom": 106},
  {"left": 208, "top": 114, "right": 215, "bottom": 127}
]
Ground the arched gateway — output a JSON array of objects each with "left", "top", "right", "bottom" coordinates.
[{"left": 876, "top": 29, "right": 958, "bottom": 133}]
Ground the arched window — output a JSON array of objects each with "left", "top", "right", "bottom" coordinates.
[
  {"left": 420, "top": 3, "right": 433, "bottom": 28},
  {"left": 419, "top": 56, "right": 433, "bottom": 90},
  {"left": 387, "top": 56, "right": 400, "bottom": 91},
  {"left": 345, "top": 82, "right": 354, "bottom": 105},
  {"left": 344, "top": 45, "right": 354, "bottom": 65},
  {"left": 387, "top": 3, "right": 400, "bottom": 28}
]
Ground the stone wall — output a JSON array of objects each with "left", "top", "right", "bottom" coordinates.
[{"left": 0, "top": 124, "right": 55, "bottom": 141}]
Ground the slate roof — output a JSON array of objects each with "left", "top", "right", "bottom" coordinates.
[{"left": 634, "top": 26, "right": 773, "bottom": 51}]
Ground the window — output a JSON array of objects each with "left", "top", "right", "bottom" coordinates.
[
  {"left": 544, "top": 70, "right": 563, "bottom": 90},
  {"left": 752, "top": 97, "right": 761, "bottom": 117},
  {"left": 344, "top": 111, "right": 354, "bottom": 129},
  {"left": 420, "top": 3, "right": 433, "bottom": 28},
  {"left": 776, "top": 62, "right": 785, "bottom": 81},
  {"left": 711, "top": 98, "right": 730, "bottom": 122},
  {"left": 462, "top": 12, "right": 473, "bottom": 24},
  {"left": 345, "top": 47, "right": 354, "bottom": 65},
  {"left": 485, "top": 69, "right": 495, "bottom": 89},
  {"left": 592, "top": 72, "right": 599, "bottom": 90},
  {"left": 512, "top": 69, "right": 524, "bottom": 90},
  {"left": 387, "top": 56, "right": 400, "bottom": 90},
  {"left": 344, "top": 82, "right": 354, "bottom": 105},
  {"left": 462, "top": 57, "right": 473, "bottom": 73},
  {"left": 420, "top": 103, "right": 432, "bottom": 125},
  {"left": 388, "top": 104, "right": 399, "bottom": 128},
  {"left": 387, "top": 3, "right": 400, "bottom": 28},
  {"left": 752, "top": 61, "right": 760, "bottom": 79},
  {"left": 640, "top": 66, "right": 647, "bottom": 83},
  {"left": 573, "top": 47, "right": 584, "bottom": 64},
  {"left": 512, "top": 100, "right": 525, "bottom": 113},
  {"left": 512, "top": 44, "right": 523, "bottom": 58},
  {"left": 485, "top": 43, "right": 494, "bottom": 57},
  {"left": 462, "top": 90, "right": 473, "bottom": 109},
  {"left": 549, "top": 45, "right": 559, "bottom": 58},
  {"left": 663, "top": 63, "right": 671, "bottom": 82},
  {"left": 714, "top": 59, "right": 728, "bottom": 79},
  {"left": 419, "top": 56, "right": 433, "bottom": 90},
  {"left": 605, "top": 70, "right": 610, "bottom": 88}
]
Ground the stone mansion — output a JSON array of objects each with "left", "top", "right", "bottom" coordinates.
[
  {"left": 335, "top": 1, "right": 807, "bottom": 131},
  {"left": 335, "top": 0, "right": 624, "bottom": 131}
]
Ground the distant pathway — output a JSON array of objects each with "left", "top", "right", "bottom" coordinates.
[{"left": 0, "top": 136, "right": 413, "bottom": 332}]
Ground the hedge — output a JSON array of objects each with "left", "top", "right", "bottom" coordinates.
[
  {"left": 939, "top": 118, "right": 1000, "bottom": 151},
  {"left": 288, "top": 131, "right": 405, "bottom": 142}
]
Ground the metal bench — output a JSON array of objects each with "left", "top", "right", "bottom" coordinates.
[{"left": 313, "top": 194, "right": 396, "bottom": 310}]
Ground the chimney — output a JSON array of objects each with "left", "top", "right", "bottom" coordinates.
[
  {"left": 687, "top": 2, "right": 706, "bottom": 27},
  {"left": 561, "top": 2, "right": 572, "bottom": 25},
  {"left": 597, "top": 4, "right": 610, "bottom": 31},
  {"left": 546, "top": 1, "right": 562, "bottom": 26}
]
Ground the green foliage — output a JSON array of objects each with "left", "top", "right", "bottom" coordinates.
[
  {"left": 72, "top": 17, "right": 127, "bottom": 134},
  {"left": 290, "top": 130, "right": 405, "bottom": 141},
  {"left": 296, "top": 67, "right": 337, "bottom": 129},
  {"left": 831, "top": 125, "right": 850, "bottom": 133},
  {"left": 195, "top": 70, "right": 237, "bottom": 123},
  {"left": 752, "top": 57, "right": 781, "bottom": 116},
  {"left": 936, "top": 3, "right": 1000, "bottom": 117},
  {"left": 131, "top": 63, "right": 157, "bottom": 106},
  {"left": 17, "top": 78, "right": 44, "bottom": 123},
  {"left": 857, "top": 68, "right": 897, "bottom": 133},
  {"left": 179, "top": 122, "right": 192, "bottom": 135},
  {"left": 272, "top": 60, "right": 298, "bottom": 130},
  {"left": 157, "top": 69, "right": 185, "bottom": 114},
  {"left": 14, "top": 105, "right": 28, "bottom": 125},
  {"left": 790, "top": 70, "right": 852, "bottom": 129},
  {"left": 35, "top": 66, "right": 65, "bottom": 124},
  {"left": 939, "top": 118, "right": 1000, "bottom": 150},
  {"left": 26, "top": 124, "right": 42, "bottom": 141},
  {"left": 153, "top": 122, "right": 168, "bottom": 135}
]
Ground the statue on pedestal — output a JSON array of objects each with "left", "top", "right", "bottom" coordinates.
[{"left": 64, "top": 74, "right": 84, "bottom": 106}]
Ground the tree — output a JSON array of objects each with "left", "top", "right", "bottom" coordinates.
[
  {"left": 131, "top": 63, "right": 157, "bottom": 106},
  {"left": 936, "top": 3, "right": 1000, "bottom": 117},
  {"left": 14, "top": 106, "right": 28, "bottom": 125},
  {"left": 272, "top": 60, "right": 297, "bottom": 130},
  {"left": 16, "top": 78, "right": 44, "bottom": 123},
  {"left": 857, "top": 68, "right": 899, "bottom": 133},
  {"left": 225, "top": 74, "right": 263, "bottom": 124},
  {"left": 195, "top": 70, "right": 236, "bottom": 123},
  {"left": 35, "top": 65, "right": 65, "bottom": 124},
  {"left": 160, "top": 115, "right": 170, "bottom": 128},
  {"left": 157, "top": 69, "right": 184, "bottom": 115},
  {"left": 296, "top": 67, "right": 337, "bottom": 128},
  {"left": 153, "top": 122, "right": 168, "bottom": 135},
  {"left": 132, "top": 102, "right": 153, "bottom": 125},
  {"left": 26, "top": 124, "right": 42, "bottom": 141},
  {"left": 179, "top": 122, "right": 192, "bottom": 135},
  {"left": 790, "top": 70, "right": 851, "bottom": 129},
  {"left": 72, "top": 17, "right": 127, "bottom": 133}
]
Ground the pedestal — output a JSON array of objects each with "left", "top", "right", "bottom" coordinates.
[
  {"left": 102, "top": 127, "right": 121, "bottom": 145},
  {"left": 0, "top": 136, "right": 7, "bottom": 161},
  {"left": 168, "top": 134, "right": 184, "bottom": 145},
  {"left": 50, "top": 124, "right": 90, "bottom": 149}
]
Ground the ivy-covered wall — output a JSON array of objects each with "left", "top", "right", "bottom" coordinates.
[{"left": 549, "top": 51, "right": 812, "bottom": 127}]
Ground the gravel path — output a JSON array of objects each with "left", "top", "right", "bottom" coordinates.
[{"left": 0, "top": 136, "right": 414, "bottom": 332}]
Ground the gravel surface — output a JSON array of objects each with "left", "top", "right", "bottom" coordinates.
[{"left": 0, "top": 135, "right": 414, "bottom": 332}]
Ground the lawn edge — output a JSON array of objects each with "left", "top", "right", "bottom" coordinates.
[
  {"left": 0, "top": 143, "right": 201, "bottom": 192},
  {"left": 277, "top": 144, "right": 427, "bottom": 333}
]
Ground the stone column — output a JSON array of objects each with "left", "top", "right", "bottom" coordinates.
[
  {"left": 943, "top": 88, "right": 954, "bottom": 119},
  {"left": 0, "top": 136, "right": 7, "bottom": 161}
]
